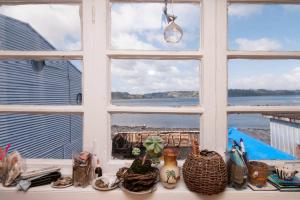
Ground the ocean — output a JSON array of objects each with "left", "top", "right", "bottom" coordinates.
[{"left": 111, "top": 95, "right": 300, "bottom": 129}]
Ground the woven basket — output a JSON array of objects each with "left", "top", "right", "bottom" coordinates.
[
  {"left": 182, "top": 141, "right": 228, "bottom": 195},
  {"left": 248, "top": 161, "right": 269, "bottom": 187},
  {"left": 117, "top": 167, "right": 159, "bottom": 192}
]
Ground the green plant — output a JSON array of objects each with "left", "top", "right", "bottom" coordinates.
[
  {"left": 132, "top": 147, "right": 141, "bottom": 157},
  {"left": 143, "top": 136, "right": 164, "bottom": 165},
  {"left": 143, "top": 136, "right": 164, "bottom": 158}
]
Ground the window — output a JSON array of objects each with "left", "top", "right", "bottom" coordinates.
[
  {"left": 111, "top": 113, "right": 200, "bottom": 160},
  {"left": 110, "top": 2, "right": 201, "bottom": 51},
  {"left": 228, "top": 59, "right": 300, "bottom": 106},
  {"left": 228, "top": 2, "right": 300, "bottom": 161},
  {"left": 111, "top": 59, "right": 200, "bottom": 107},
  {"left": 228, "top": 3, "right": 300, "bottom": 51},
  {"left": 0, "top": 2, "right": 83, "bottom": 160},
  {"left": 0, "top": 4, "right": 81, "bottom": 51},
  {"left": 0, "top": 0, "right": 299, "bottom": 175}
]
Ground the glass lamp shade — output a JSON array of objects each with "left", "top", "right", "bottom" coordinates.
[{"left": 164, "top": 21, "right": 183, "bottom": 43}]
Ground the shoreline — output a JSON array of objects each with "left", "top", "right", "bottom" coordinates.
[
  {"left": 111, "top": 126, "right": 270, "bottom": 159},
  {"left": 112, "top": 126, "right": 270, "bottom": 144}
]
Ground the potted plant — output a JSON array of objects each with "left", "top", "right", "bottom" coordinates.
[{"left": 117, "top": 136, "right": 164, "bottom": 193}]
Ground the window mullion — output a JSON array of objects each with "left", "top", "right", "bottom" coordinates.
[
  {"left": 229, "top": 0, "right": 300, "bottom": 4},
  {"left": 0, "top": 0, "right": 81, "bottom": 4},
  {"left": 107, "top": 105, "right": 204, "bottom": 114},
  {"left": 227, "top": 106, "right": 300, "bottom": 113},
  {"left": 0, "top": 105, "right": 83, "bottom": 114},
  {"left": 201, "top": 0, "right": 217, "bottom": 150},
  {"left": 106, "top": 50, "right": 203, "bottom": 60},
  {"left": 228, "top": 51, "right": 300, "bottom": 59},
  {"left": 83, "top": 0, "right": 111, "bottom": 171},
  {"left": 0, "top": 51, "right": 83, "bottom": 60},
  {"left": 215, "top": 0, "right": 228, "bottom": 155},
  {"left": 82, "top": 0, "right": 108, "bottom": 163}
]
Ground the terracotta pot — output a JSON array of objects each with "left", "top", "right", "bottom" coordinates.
[{"left": 160, "top": 148, "right": 180, "bottom": 189}]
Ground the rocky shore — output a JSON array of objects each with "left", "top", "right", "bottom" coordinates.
[
  {"left": 238, "top": 128, "right": 270, "bottom": 144},
  {"left": 112, "top": 125, "right": 270, "bottom": 145},
  {"left": 111, "top": 125, "right": 199, "bottom": 135}
]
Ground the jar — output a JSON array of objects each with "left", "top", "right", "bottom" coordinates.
[{"left": 160, "top": 148, "right": 180, "bottom": 189}]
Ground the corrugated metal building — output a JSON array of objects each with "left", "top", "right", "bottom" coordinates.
[
  {"left": 0, "top": 14, "right": 82, "bottom": 159},
  {"left": 264, "top": 113, "right": 300, "bottom": 158}
]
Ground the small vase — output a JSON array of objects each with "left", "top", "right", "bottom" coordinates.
[{"left": 160, "top": 148, "right": 180, "bottom": 189}]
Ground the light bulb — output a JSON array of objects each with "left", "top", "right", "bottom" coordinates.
[{"left": 164, "top": 21, "right": 183, "bottom": 43}]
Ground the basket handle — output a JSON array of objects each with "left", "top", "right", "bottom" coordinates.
[{"left": 192, "top": 138, "right": 200, "bottom": 156}]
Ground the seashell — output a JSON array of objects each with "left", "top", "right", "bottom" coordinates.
[{"left": 275, "top": 165, "right": 298, "bottom": 180}]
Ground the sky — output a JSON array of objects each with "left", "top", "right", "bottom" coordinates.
[{"left": 0, "top": 3, "right": 300, "bottom": 93}]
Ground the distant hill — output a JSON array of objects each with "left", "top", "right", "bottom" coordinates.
[
  {"left": 228, "top": 89, "right": 300, "bottom": 97},
  {"left": 112, "top": 89, "right": 300, "bottom": 99},
  {"left": 112, "top": 91, "right": 198, "bottom": 99}
]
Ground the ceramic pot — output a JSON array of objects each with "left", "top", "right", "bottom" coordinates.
[{"left": 160, "top": 148, "right": 180, "bottom": 189}]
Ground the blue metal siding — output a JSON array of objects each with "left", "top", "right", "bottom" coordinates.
[
  {"left": 0, "top": 60, "right": 80, "bottom": 105},
  {"left": 270, "top": 119, "right": 300, "bottom": 158},
  {"left": 0, "top": 14, "right": 55, "bottom": 51},
  {"left": 0, "top": 15, "right": 82, "bottom": 159}
]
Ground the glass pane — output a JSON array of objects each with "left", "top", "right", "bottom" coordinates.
[
  {"left": 228, "top": 59, "right": 300, "bottom": 106},
  {"left": 228, "top": 113, "right": 299, "bottom": 160},
  {"left": 111, "top": 59, "right": 200, "bottom": 107},
  {"left": 228, "top": 4, "right": 300, "bottom": 51},
  {"left": 0, "top": 114, "right": 82, "bottom": 159},
  {"left": 0, "top": 59, "right": 82, "bottom": 105},
  {"left": 111, "top": 113, "right": 200, "bottom": 160},
  {"left": 111, "top": 3, "right": 200, "bottom": 51},
  {"left": 0, "top": 4, "right": 81, "bottom": 51}
]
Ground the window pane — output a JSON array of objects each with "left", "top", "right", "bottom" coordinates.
[
  {"left": 228, "top": 113, "right": 299, "bottom": 160},
  {"left": 0, "top": 4, "right": 81, "bottom": 51},
  {"left": 0, "top": 60, "right": 82, "bottom": 105},
  {"left": 111, "top": 59, "right": 200, "bottom": 107},
  {"left": 228, "top": 4, "right": 300, "bottom": 51},
  {"left": 111, "top": 113, "right": 200, "bottom": 160},
  {"left": 228, "top": 59, "right": 300, "bottom": 106},
  {"left": 111, "top": 3, "right": 200, "bottom": 51},
  {"left": 0, "top": 114, "right": 82, "bottom": 159}
]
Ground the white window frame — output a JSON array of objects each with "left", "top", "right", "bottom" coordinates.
[{"left": 0, "top": 0, "right": 300, "bottom": 174}]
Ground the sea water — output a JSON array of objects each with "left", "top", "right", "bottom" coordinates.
[{"left": 111, "top": 95, "right": 300, "bottom": 129}]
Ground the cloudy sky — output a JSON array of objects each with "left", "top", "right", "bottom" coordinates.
[{"left": 0, "top": 3, "right": 300, "bottom": 93}]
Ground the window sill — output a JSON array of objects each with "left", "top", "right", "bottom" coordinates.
[{"left": 1, "top": 179, "right": 300, "bottom": 200}]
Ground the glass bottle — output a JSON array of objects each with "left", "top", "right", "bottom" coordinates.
[{"left": 95, "top": 159, "right": 102, "bottom": 178}]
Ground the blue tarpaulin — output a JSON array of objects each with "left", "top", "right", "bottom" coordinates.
[{"left": 228, "top": 128, "right": 295, "bottom": 160}]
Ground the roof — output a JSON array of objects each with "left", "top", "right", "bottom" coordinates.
[
  {"left": 0, "top": 14, "right": 55, "bottom": 50},
  {"left": 0, "top": 14, "right": 81, "bottom": 73},
  {"left": 263, "top": 112, "right": 300, "bottom": 124},
  {"left": 228, "top": 128, "right": 295, "bottom": 160}
]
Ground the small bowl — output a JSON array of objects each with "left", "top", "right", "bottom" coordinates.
[{"left": 92, "top": 176, "right": 119, "bottom": 191}]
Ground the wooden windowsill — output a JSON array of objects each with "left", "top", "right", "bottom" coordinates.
[{"left": 1, "top": 178, "right": 300, "bottom": 200}]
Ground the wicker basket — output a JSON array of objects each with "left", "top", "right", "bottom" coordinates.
[
  {"left": 248, "top": 161, "right": 269, "bottom": 187},
  {"left": 182, "top": 140, "right": 228, "bottom": 195}
]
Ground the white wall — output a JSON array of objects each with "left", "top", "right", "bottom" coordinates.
[{"left": 270, "top": 118, "right": 300, "bottom": 158}]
